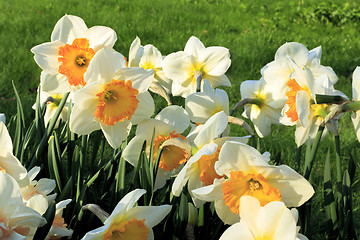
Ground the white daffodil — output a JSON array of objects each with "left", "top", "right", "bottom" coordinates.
[
  {"left": 31, "top": 14, "right": 117, "bottom": 93},
  {"left": 261, "top": 42, "right": 338, "bottom": 104},
  {"left": 21, "top": 167, "right": 56, "bottom": 215},
  {"left": 172, "top": 111, "right": 249, "bottom": 207},
  {"left": 129, "top": 36, "right": 172, "bottom": 94},
  {"left": 0, "top": 172, "right": 46, "bottom": 239},
  {"left": 185, "top": 79, "right": 229, "bottom": 124},
  {"left": 351, "top": 67, "right": 360, "bottom": 142},
  {"left": 219, "top": 196, "right": 308, "bottom": 240},
  {"left": 70, "top": 48, "right": 155, "bottom": 149},
  {"left": 82, "top": 189, "right": 171, "bottom": 240},
  {"left": 123, "top": 105, "right": 191, "bottom": 190},
  {"left": 0, "top": 122, "right": 29, "bottom": 187},
  {"left": 192, "top": 141, "right": 314, "bottom": 225},
  {"left": 240, "top": 77, "right": 282, "bottom": 138},
  {"left": 163, "top": 36, "right": 231, "bottom": 97},
  {"left": 46, "top": 199, "right": 73, "bottom": 240},
  {"left": 33, "top": 89, "right": 71, "bottom": 128}
]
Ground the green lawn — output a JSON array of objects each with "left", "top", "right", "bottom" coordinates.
[{"left": 1, "top": 0, "right": 360, "bottom": 238}]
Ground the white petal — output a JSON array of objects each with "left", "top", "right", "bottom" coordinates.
[
  {"left": 214, "top": 198, "right": 240, "bottom": 225},
  {"left": 205, "top": 74, "right": 231, "bottom": 88},
  {"left": 155, "top": 106, "right": 190, "bottom": 133},
  {"left": 51, "top": 15, "right": 87, "bottom": 43},
  {"left": 81, "top": 224, "right": 108, "bottom": 240},
  {"left": 114, "top": 68, "right": 154, "bottom": 93},
  {"left": 125, "top": 205, "right": 171, "bottom": 228},
  {"left": 275, "top": 42, "right": 309, "bottom": 68},
  {"left": 135, "top": 119, "right": 171, "bottom": 139},
  {"left": 0, "top": 152, "right": 29, "bottom": 187},
  {"left": 353, "top": 67, "right": 360, "bottom": 100},
  {"left": 130, "top": 92, "right": 154, "bottom": 125},
  {"left": 185, "top": 91, "right": 220, "bottom": 123},
  {"left": 162, "top": 52, "right": 193, "bottom": 84},
  {"left": 100, "top": 120, "right": 132, "bottom": 149},
  {"left": 0, "top": 172, "right": 23, "bottom": 206},
  {"left": 122, "top": 136, "right": 146, "bottom": 166},
  {"left": 85, "top": 26, "right": 117, "bottom": 51},
  {"left": 85, "top": 48, "right": 126, "bottom": 85},
  {"left": 35, "top": 178, "right": 56, "bottom": 195},
  {"left": 40, "top": 71, "right": 70, "bottom": 93},
  {"left": 200, "top": 47, "right": 231, "bottom": 76},
  {"left": 184, "top": 36, "right": 205, "bottom": 59},
  {"left": 0, "top": 122, "right": 13, "bottom": 151},
  {"left": 31, "top": 41, "right": 63, "bottom": 74},
  {"left": 129, "top": 36, "right": 143, "bottom": 67},
  {"left": 219, "top": 222, "right": 254, "bottom": 240},
  {"left": 296, "top": 90, "right": 311, "bottom": 127},
  {"left": 194, "top": 111, "right": 228, "bottom": 148},
  {"left": 351, "top": 112, "right": 360, "bottom": 142}
]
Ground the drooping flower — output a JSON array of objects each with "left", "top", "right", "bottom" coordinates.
[
  {"left": 123, "top": 105, "right": 191, "bottom": 190},
  {"left": 20, "top": 167, "right": 56, "bottom": 215},
  {"left": 46, "top": 199, "right": 73, "bottom": 240},
  {"left": 185, "top": 79, "right": 229, "bottom": 124},
  {"left": 163, "top": 36, "right": 231, "bottom": 97},
  {"left": 219, "top": 196, "right": 308, "bottom": 240},
  {"left": 0, "top": 122, "right": 29, "bottom": 187},
  {"left": 261, "top": 42, "right": 338, "bottom": 104},
  {"left": 0, "top": 172, "right": 46, "bottom": 239},
  {"left": 172, "top": 111, "right": 249, "bottom": 207},
  {"left": 129, "top": 36, "right": 172, "bottom": 94},
  {"left": 240, "top": 77, "right": 282, "bottom": 138},
  {"left": 82, "top": 189, "right": 171, "bottom": 240},
  {"left": 31, "top": 15, "right": 117, "bottom": 93},
  {"left": 192, "top": 141, "right": 314, "bottom": 224},
  {"left": 69, "top": 48, "right": 155, "bottom": 149}
]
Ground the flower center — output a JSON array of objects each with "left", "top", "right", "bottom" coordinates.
[
  {"left": 197, "top": 146, "right": 224, "bottom": 185},
  {"left": 20, "top": 185, "right": 41, "bottom": 201},
  {"left": 94, "top": 80, "right": 139, "bottom": 126},
  {"left": 222, "top": 171, "right": 281, "bottom": 214},
  {"left": 140, "top": 61, "right": 155, "bottom": 70},
  {"left": 153, "top": 131, "right": 188, "bottom": 171},
  {"left": 103, "top": 218, "right": 149, "bottom": 240},
  {"left": 312, "top": 104, "right": 328, "bottom": 119},
  {"left": 0, "top": 166, "right": 6, "bottom": 173},
  {"left": 58, "top": 38, "right": 95, "bottom": 87},
  {"left": 285, "top": 79, "right": 310, "bottom": 122}
]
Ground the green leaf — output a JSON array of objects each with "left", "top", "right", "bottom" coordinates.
[{"left": 33, "top": 202, "right": 56, "bottom": 240}]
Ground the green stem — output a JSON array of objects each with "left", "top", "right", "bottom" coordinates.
[
  {"left": 303, "top": 125, "right": 325, "bottom": 180},
  {"left": 295, "top": 146, "right": 302, "bottom": 171}
]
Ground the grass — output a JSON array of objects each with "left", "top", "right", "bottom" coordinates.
[{"left": 1, "top": 0, "right": 360, "bottom": 238}]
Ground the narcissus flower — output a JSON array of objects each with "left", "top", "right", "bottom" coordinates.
[
  {"left": 31, "top": 15, "right": 117, "bottom": 93},
  {"left": 261, "top": 42, "right": 338, "bottom": 105},
  {"left": 46, "top": 199, "right": 73, "bottom": 240},
  {"left": 163, "top": 36, "right": 231, "bottom": 97},
  {"left": 123, "top": 105, "right": 191, "bottom": 190},
  {"left": 185, "top": 79, "right": 229, "bottom": 124},
  {"left": 70, "top": 48, "right": 155, "bottom": 149},
  {"left": 351, "top": 67, "right": 360, "bottom": 142},
  {"left": 172, "top": 111, "right": 248, "bottom": 207},
  {"left": 129, "top": 36, "right": 172, "bottom": 94},
  {"left": 82, "top": 189, "right": 171, "bottom": 240},
  {"left": 240, "top": 78, "right": 282, "bottom": 138},
  {"left": 192, "top": 141, "right": 314, "bottom": 224},
  {"left": 219, "top": 196, "right": 308, "bottom": 240},
  {"left": 0, "top": 122, "right": 29, "bottom": 187},
  {"left": 0, "top": 172, "right": 46, "bottom": 239}
]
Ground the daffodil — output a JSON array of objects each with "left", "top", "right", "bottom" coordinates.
[
  {"left": 192, "top": 141, "right": 314, "bottom": 224},
  {"left": 219, "top": 196, "right": 308, "bottom": 240},
  {"left": 82, "top": 189, "right": 171, "bottom": 240},
  {"left": 123, "top": 105, "right": 191, "bottom": 190},
  {"left": 261, "top": 42, "right": 338, "bottom": 104},
  {"left": 172, "top": 111, "right": 249, "bottom": 207},
  {"left": 129, "top": 36, "right": 172, "bottom": 94},
  {"left": 0, "top": 113, "right": 5, "bottom": 123},
  {"left": 0, "top": 172, "right": 46, "bottom": 239},
  {"left": 0, "top": 122, "right": 29, "bottom": 187},
  {"left": 21, "top": 167, "right": 56, "bottom": 215},
  {"left": 31, "top": 15, "right": 117, "bottom": 93},
  {"left": 46, "top": 199, "right": 73, "bottom": 240},
  {"left": 240, "top": 77, "right": 282, "bottom": 138},
  {"left": 69, "top": 48, "right": 155, "bottom": 149},
  {"left": 163, "top": 36, "right": 231, "bottom": 97},
  {"left": 185, "top": 79, "right": 229, "bottom": 124}
]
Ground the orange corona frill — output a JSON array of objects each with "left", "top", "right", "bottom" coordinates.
[
  {"left": 103, "top": 218, "right": 149, "bottom": 240},
  {"left": 222, "top": 171, "right": 281, "bottom": 214},
  {"left": 198, "top": 146, "right": 224, "bottom": 186},
  {"left": 285, "top": 78, "right": 307, "bottom": 122},
  {"left": 58, "top": 38, "right": 95, "bottom": 86},
  {"left": 94, "top": 80, "right": 139, "bottom": 126},
  {"left": 153, "top": 131, "right": 188, "bottom": 172}
]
